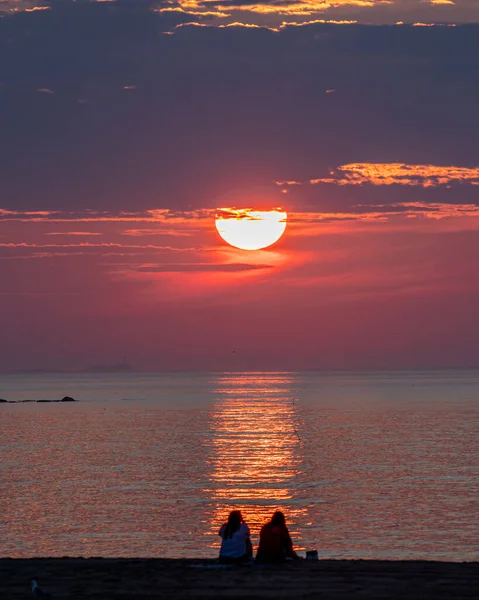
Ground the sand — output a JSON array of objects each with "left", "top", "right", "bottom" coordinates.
[{"left": 1, "top": 558, "right": 478, "bottom": 599}]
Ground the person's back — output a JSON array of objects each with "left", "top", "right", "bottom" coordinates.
[
  {"left": 218, "top": 510, "right": 252, "bottom": 563},
  {"left": 256, "top": 511, "right": 298, "bottom": 563}
]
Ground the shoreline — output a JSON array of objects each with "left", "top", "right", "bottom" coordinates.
[{"left": 1, "top": 558, "right": 478, "bottom": 599}]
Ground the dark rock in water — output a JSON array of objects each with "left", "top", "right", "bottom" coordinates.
[{"left": 2, "top": 397, "right": 76, "bottom": 403}]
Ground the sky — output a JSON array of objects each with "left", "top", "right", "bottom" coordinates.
[{"left": 0, "top": 0, "right": 478, "bottom": 372}]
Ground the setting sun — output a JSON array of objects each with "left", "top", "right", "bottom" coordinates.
[{"left": 215, "top": 208, "right": 287, "bottom": 250}]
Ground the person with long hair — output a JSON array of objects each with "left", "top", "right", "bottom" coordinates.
[
  {"left": 256, "top": 511, "right": 299, "bottom": 563},
  {"left": 218, "top": 510, "right": 252, "bottom": 563}
]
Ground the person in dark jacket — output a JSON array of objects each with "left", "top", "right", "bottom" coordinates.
[{"left": 256, "top": 511, "right": 299, "bottom": 562}]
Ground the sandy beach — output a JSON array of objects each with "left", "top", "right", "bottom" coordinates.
[{"left": 1, "top": 558, "right": 478, "bottom": 599}]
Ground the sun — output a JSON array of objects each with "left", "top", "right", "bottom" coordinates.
[{"left": 215, "top": 208, "right": 287, "bottom": 251}]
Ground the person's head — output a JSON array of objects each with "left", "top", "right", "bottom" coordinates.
[
  {"left": 228, "top": 510, "right": 243, "bottom": 527},
  {"left": 271, "top": 511, "right": 286, "bottom": 526},
  {"left": 223, "top": 510, "right": 243, "bottom": 539}
]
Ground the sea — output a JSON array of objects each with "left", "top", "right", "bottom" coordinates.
[{"left": 1, "top": 371, "right": 478, "bottom": 561}]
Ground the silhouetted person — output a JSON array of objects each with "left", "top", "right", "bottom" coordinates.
[
  {"left": 256, "top": 511, "right": 299, "bottom": 563},
  {"left": 218, "top": 510, "right": 253, "bottom": 564}
]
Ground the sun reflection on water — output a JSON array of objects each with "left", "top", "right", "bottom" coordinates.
[{"left": 203, "top": 373, "right": 307, "bottom": 551}]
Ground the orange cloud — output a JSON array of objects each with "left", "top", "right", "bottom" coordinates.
[
  {"left": 24, "top": 6, "right": 50, "bottom": 11},
  {"left": 216, "top": 207, "right": 286, "bottom": 220},
  {"left": 171, "top": 19, "right": 357, "bottom": 33},
  {"left": 412, "top": 22, "right": 456, "bottom": 26},
  {"left": 187, "top": 0, "right": 374, "bottom": 14},
  {"left": 280, "top": 18, "right": 356, "bottom": 26},
  {"left": 310, "top": 163, "right": 479, "bottom": 187},
  {"left": 213, "top": 2, "right": 331, "bottom": 15},
  {"left": 168, "top": 0, "right": 374, "bottom": 19},
  {"left": 158, "top": 7, "right": 231, "bottom": 16},
  {"left": 173, "top": 20, "right": 276, "bottom": 31}
]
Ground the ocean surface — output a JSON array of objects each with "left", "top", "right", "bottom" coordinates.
[{"left": 1, "top": 371, "right": 478, "bottom": 561}]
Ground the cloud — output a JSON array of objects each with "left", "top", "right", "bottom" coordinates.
[
  {"left": 158, "top": 6, "right": 231, "bottom": 16},
  {"left": 45, "top": 231, "right": 103, "bottom": 236},
  {"left": 1, "top": 0, "right": 477, "bottom": 27},
  {"left": 215, "top": 208, "right": 287, "bottom": 220},
  {"left": 0, "top": 241, "right": 200, "bottom": 252},
  {"left": 310, "top": 163, "right": 479, "bottom": 187},
  {"left": 412, "top": 21, "right": 456, "bottom": 25},
  {"left": 121, "top": 228, "right": 194, "bottom": 236},
  {"left": 1, "top": 7, "right": 479, "bottom": 214},
  {"left": 171, "top": 17, "right": 357, "bottom": 31},
  {"left": 0, "top": 210, "right": 58, "bottom": 218},
  {"left": 394, "top": 202, "right": 479, "bottom": 218},
  {"left": 156, "top": 0, "right": 477, "bottom": 24},
  {"left": 285, "top": 203, "right": 479, "bottom": 227},
  {"left": 0, "top": 208, "right": 214, "bottom": 224},
  {"left": 128, "top": 262, "right": 273, "bottom": 272}
]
